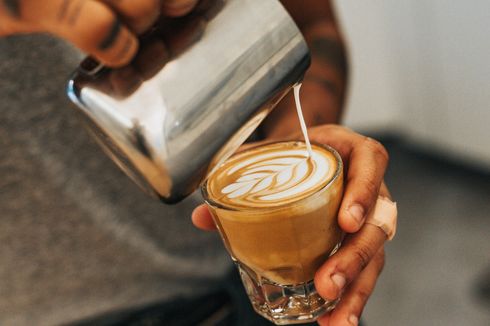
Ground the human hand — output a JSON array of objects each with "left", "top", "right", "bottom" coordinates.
[
  {"left": 0, "top": 0, "right": 199, "bottom": 67},
  {"left": 88, "top": 4, "right": 208, "bottom": 98},
  {"left": 192, "top": 124, "right": 393, "bottom": 325}
]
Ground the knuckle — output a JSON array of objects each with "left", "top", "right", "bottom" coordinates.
[
  {"left": 335, "top": 125, "right": 353, "bottom": 133},
  {"left": 377, "top": 145, "right": 390, "bottom": 164},
  {"left": 365, "top": 137, "right": 389, "bottom": 163},
  {"left": 374, "top": 250, "right": 386, "bottom": 273},
  {"left": 356, "top": 288, "right": 372, "bottom": 304},
  {"left": 363, "top": 178, "right": 379, "bottom": 198},
  {"left": 352, "top": 244, "right": 372, "bottom": 271},
  {"left": 333, "top": 125, "right": 355, "bottom": 139}
]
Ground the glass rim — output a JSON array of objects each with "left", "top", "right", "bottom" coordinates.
[{"left": 201, "top": 140, "right": 343, "bottom": 212}]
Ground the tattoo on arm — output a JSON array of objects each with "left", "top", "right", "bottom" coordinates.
[
  {"left": 3, "top": 0, "right": 20, "bottom": 18},
  {"left": 68, "top": 0, "right": 84, "bottom": 25},
  {"left": 57, "top": 0, "right": 70, "bottom": 22},
  {"left": 310, "top": 36, "right": 348, "bottom": 77},
  {"left": 304, "top": 74, "right": 337, "bottom": 96},
  {"left": 57, "top": 0, "right": 84, "bottom": 26},
  {"left": 313, "top": 112, "right": 326, "bottom": 126}
]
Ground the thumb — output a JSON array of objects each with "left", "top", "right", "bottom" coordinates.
[{"left": 191, "top": 204, "right": 217, "bottom": 231}]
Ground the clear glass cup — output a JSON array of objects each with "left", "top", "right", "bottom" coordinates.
[{"left": 202, "top": 141, "right": 344, "bottom": 325}]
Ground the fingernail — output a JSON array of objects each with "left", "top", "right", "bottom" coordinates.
[
  {"left": 331, "top": 273, "right": 346, "bottom": 293},
  {"left": 348, "top": 204, "right": 365, "bottom": 226},
  {"left": 349, "top": 314, "right": 359, "bottom": 326}
]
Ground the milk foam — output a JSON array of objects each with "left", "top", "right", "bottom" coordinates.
[
  {"left": 217, "top": 147, "right": 333, "bottom": 205},
  {"left": 207, "top": 84, "right": 337, "bottom": 208}
]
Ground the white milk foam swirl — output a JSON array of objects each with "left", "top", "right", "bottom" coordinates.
[{"left": 220, "top": 149, "right": 330, "bottom": 202}]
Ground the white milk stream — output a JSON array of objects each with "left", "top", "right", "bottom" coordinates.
[
  {"left": 293, "top": 83, "right": 313, "bottom": 158},
  {"left": 217, "top": 82, "right": 331, "bottom": 203}
]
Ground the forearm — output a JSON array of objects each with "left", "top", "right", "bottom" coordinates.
[{"left": 261, "top": 4, "right": 348, "bottom": 139}]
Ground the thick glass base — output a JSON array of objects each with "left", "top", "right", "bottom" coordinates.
[{"left": 237, "top": 263, "right": 338, "bottom": 325}]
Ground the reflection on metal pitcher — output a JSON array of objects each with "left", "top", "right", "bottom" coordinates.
[{"left": 67, "top": 0, "right": 310, "bottom": 203}]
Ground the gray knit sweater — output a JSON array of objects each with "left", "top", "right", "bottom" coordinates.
[{"left": 0, "top": 34, "right": 230, "bottom": 326}]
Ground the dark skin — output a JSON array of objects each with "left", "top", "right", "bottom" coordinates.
[
  {"left": 264, "top": 0, "right": 348, "bottom": 136},
  {"left": 0, "top": 1, "right": 392, "bottom": 324},
  {"left": 0, "top": 0, "right": 198, "bottom": 66}
]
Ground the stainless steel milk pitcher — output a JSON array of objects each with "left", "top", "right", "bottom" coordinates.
[{"left": 67, "top": 0, "right": 310, "bottom": 203}]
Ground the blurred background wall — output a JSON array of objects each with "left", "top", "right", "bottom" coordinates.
[
  {"left": 332, "top": 1, "right": 490, "bottom": 325},
  {"left": 335, "top": 0, "right": 490, "bottom": 171}
]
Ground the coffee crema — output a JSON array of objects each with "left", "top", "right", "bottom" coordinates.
[{"left": 207, "top": 141, "right": 338, "bottom": 209}]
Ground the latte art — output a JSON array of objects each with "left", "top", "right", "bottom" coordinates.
[
  {"left": 222, "top": 150, "right": 328, "bottom": 202},
  {"left": 202, "top": 82, "right": 345, "bottom": 322},
  {"left": 207, "top": 142, "right": 338, "bottom": 208},
  {"left": 204, "top": 140, "right": 344, "bottom": 285}
]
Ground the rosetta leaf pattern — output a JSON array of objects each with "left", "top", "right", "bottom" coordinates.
[{"left": 221, "top": 157, "right": 307, "bottom": 199}]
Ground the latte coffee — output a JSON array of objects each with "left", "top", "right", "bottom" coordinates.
[{"left": 203, "top": 140, "right": 344, "bottom": 324}]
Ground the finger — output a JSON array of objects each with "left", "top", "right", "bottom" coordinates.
[
  {"left": 339, "top": 136, "right": 389, "bottom": 233},
  {"left": 161, "top": 0, "right": 199, "bottom": 17},
  {"left": 314, "top": 224, "right": 386, "bottom": 301},
  {"left": 102, "top": 0, "right": 160, "bottom": 34},
  {"left": 306, "top": 125, "right": 357, "bottom": 162},
  {"left": 307, "top": 126, "right": 389, "bottom": 233},
  {"left": 23, "top": 0, "right": 139, "bottom": 67},
  {"left": 325, "top": 248, "right": 385, "bottom": 326},
  {"left": 191, "top": 204, "right": 217, "bottom": 231}
]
